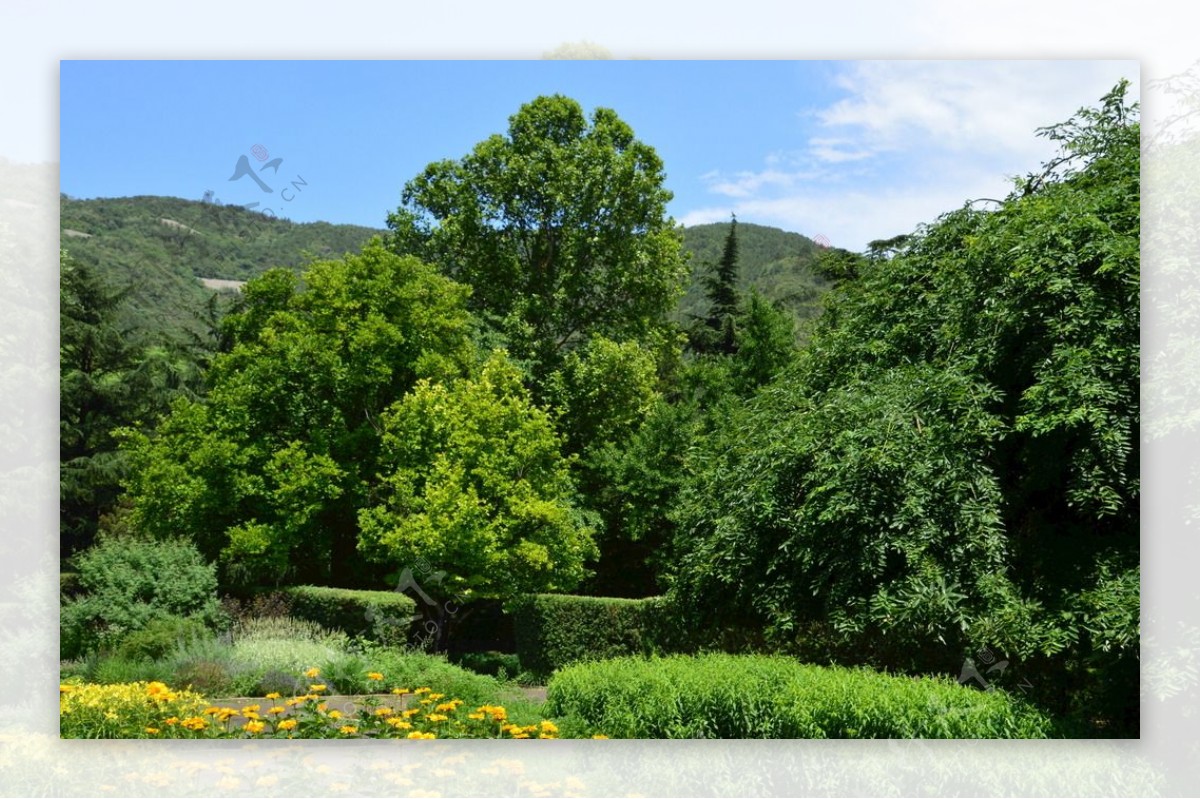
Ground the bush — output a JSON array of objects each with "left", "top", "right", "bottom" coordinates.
[
  {"left": 451, "top": 651, "right": 521, "bottom": 679},
  {"left": 115, "top": 615, "right": 214, "bottom": 662},
  {"left": 545, "top": 654, "right": 1055, "bottom": 739},
  {"left": 510, "top": 594, "right": 672, "bottom": 679},
  {"left": 60, "top": 537, "right": 223, "bottom": 659},
  {"left": 283, "top": 586, "right": 417, "bottom": 645}
]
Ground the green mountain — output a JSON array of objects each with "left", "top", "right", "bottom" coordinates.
[
  {"left": 59, "top": 195, "right": 384, "bottom": 343},
  {"left": 59, "top": 196, "right": 832, "bottom": 346},
  {"left": 678, "top": 221, "right": 832, "bottom": 338}
]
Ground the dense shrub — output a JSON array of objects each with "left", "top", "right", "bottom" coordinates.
[
  {"left": 451, "top": 651, "right": 521, "bottom": 679},
  {"left": 283, "top": 585, "right": 417, "bottom": 644},
  {"left": 510, "top": 594, "right": 676, "bottom": 678},
  {"left": 60, "top": 536, "right": 223, "bottom": 659},
  {"left": 546, "top": 654, "right": 1055, "bottom": 739},
  {"left": 115, "top": 615, "right": 214, "bottom": 662}
]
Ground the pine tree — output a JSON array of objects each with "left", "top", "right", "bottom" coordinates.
[{"left": 695, "top": 214, "right": 741, "bottom": 355}]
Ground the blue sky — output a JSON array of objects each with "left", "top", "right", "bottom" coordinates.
[{"left": 60, "top": 60, "right": 1137, "bottom": 251}]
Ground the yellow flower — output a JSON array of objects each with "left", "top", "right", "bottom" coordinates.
[
  {"left": 304, "top": 667, "right": 321, "bottom": 678},
  {"left": 265, "top": 692, "right": 281, "bottom": 700},
  {"left": 164, "top": 717, "right": 179, "bottom": 726},
  {"left": 540, "top": 720, "right": 559, "bottom": 734},
  {"left": 402, "top": 708, "right": 421, "bottom": 718},
  {"left": 428, "top": 693, "right": 445, "bottom": 701},
  {"left": 413, "top": 687, "right": 431, "bottom": 695},
  {"left": 278, "top": 719, "right": 298, "bottom": 731},
  {"left": 317, "top": 702, "right": 328, "bottom": 712},
  {"left": 406, "top": 730, "right": 436, "bottom": 739},
  {"left": 338, "top": 725, "right": 358, "bottom": 735},
  {"left": 328, "top": 710, "right": 343, "bottom": 720},
  {"left": 425, "top": 713, "right": 449, "bottom": 723},
  {"left": 145, "top": 727, "right": 160, "bottom": 735},
  {"left": 391, "top": 687, "right": 410, "bottom": 695},
  {"left": 592, "top": 734, "right": 609, "bottom": 739},
  {"left": 309, "top": 684, "right": 327, "bottom": 693},
  {"left": 244, "top": 720, "right": 265, "bottom": 734},
  {"left": 434, "top": 702, "right": 457, "bottom": 713},
  {"left": 367, "top": 672, "right": 384, "bottom": 681},
  {"left": 268, "top": 706, "right": 286, "bottom": 715},
  {"left": 374, "top": 707, "right": 393, "bottom": 716},
  {"left": 467, "top": 712, "right": 484, "bottom": 721},
  {"left": 241, "top": 704, "right": 261, "bottom": 714},
  {"left": 386, "top": 718, "right": 412, "bottom": 730},
  {"left": 60, "top": 684, "right": 76, "bottom": 693}
]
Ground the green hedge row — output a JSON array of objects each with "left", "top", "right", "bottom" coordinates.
[
  {"left": 510, "top": 594, "right": 676, "bottom": 678},
  {"left": 545, "top": 653, "right": 1055, "bottom": 739},
  {"left": 282, "top": 586, "right": 417, "bottom": 644}
]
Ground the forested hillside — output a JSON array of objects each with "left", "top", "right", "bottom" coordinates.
[
  {"left": 678, "top": 221, "right": 830, "bottom": 337},
  {"left": 59, "top": 195, "right": 382, "bottom": 342}
]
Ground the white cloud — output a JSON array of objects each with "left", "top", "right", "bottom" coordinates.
[
  {"left": 687, "top": 60, "right": 1139, "bottom": 251},
  {"left": 816, "top": 60, "right": 1138, "bottom": 164}
]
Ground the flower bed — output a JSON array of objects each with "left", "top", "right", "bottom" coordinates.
[{"left": 60, "top": 667, "right": 560, "bottom": 740}]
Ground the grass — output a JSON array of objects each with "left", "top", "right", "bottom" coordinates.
[{"left": 546, "top": 653, "right": 1056, "bottom": 739}]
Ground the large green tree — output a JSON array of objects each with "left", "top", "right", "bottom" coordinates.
[
  {"left": 387, "top": 94, "right": 689, "bottom": 381},
  {"left": 119, "top": 242, "right": 476, "bottom": 588},
  {"left": 60, "top": 251, "right": 204, "bottom": 556},
  {"left": 358, "top": 352, "right": 596, "bottom": 601},
  {"left": 669, "top": 82, "right": 1139, "bottom": 733}
]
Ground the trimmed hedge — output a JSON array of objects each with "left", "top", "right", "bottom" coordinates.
[
  {"left": 510, "top": 594, "right": 672, "bottom": 678},
  {"left": 282, "top": 586, "right": 417, "bottom": 644},
  {"left": 545, "top": 653, "right": 1056, "bottom": 739}
]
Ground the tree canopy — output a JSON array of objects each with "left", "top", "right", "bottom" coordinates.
[
  {"left": 387, "top": 94, "right": 689, "bottom": 380},
  {"left": 668, "top": 81, "right": 1139, "bottom": 729},
  {"left": 118, "top": 242, "right": 477, "bottom": 587}
]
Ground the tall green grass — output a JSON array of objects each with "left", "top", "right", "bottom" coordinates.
[{"left": 545, "top": 654, "right": 1055, "bottom": 738}]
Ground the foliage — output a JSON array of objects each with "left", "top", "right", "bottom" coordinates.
[
  {"left": 388, "top": 94, "right": 689, "bottom": 381},
  {"left": 667, "top": 83, "right": 1139, "bottom": 733},
  {"left": 546, "top": 653, "right": 1054, "bottom": 739},
  {"left": 60, "top": 536, "right": 223, "bottom": 659},
  {"left": 450, "top": 651, "right": 522, "bottom": 679},
  {"left": 118, "top": 242, "right": 476, "bottom": 588},
  {"left": 509, "top": 593, "right": 672, "bottom": 679},
  {"left": 677, "top": 221, "right": 830, "bottom": 341},
  {"left": 691, "top": 214, "right": 741, "bottom": 355},
  {"left": 114, "top": 615, "right": 214, "bottom": 662},
  {"left": 282, "top": 585, "right": 417, "bottom": 644},
  {"left": 60, "top": 251, "right": 205, "bottom": 555},
  {"left": 359, "top": 352, "right": 597, "bottom": 601}
]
